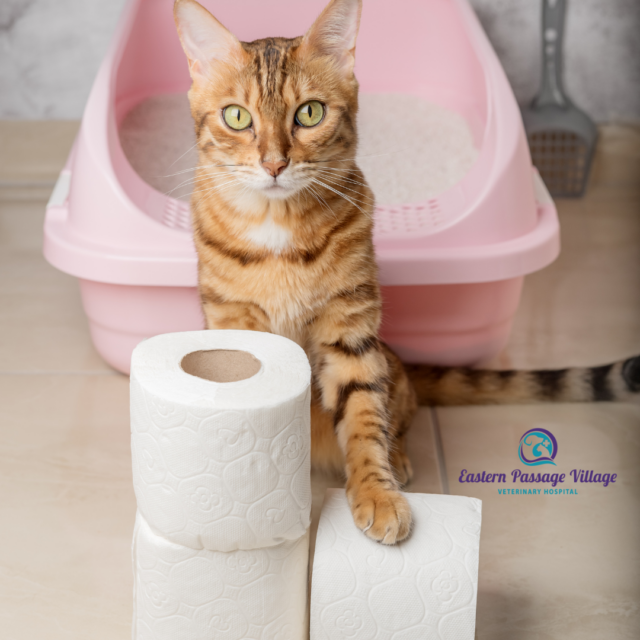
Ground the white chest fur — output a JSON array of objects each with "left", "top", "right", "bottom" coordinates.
[{"left": 244, "top": 216, "right": 292, "bottom": 253}]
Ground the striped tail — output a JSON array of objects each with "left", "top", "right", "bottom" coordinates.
[{"left": 404, "top": 356, "right": 640, "bottom": 406}]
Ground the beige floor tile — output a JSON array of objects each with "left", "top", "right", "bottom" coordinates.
[
  {"left": 436, "top": 402, "right": 640, "bottom": 639},
  {"left": 587, "top": 125, "right": 640, "bottom": 200},
  {"left": 404, "top": 407, "right": 444, "bottom": 496},
  {"left": 447, "top": 124, "right": 640, "bottom": 638},
  {"left": 0, "top": 196, "right": 113, "bottom": 373},
  {"left": 493, "top": 124, "right": 640, "bottom": 370},
  {"left": 0, "top": 373, "right": 134, "bottom": 640},
  {"left": 0, "top": 121, "right": 79, "bottom": 185}
]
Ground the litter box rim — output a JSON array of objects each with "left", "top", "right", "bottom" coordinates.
[{"left": 43, "top": 0, "right": 560, "bottom": 288}]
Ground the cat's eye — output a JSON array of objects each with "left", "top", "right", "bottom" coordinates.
[
  {"left": 295, "top": 101, "right": 324, "bottom": 127},
  {"left": 223, "top": 105, "right": 252, "bottom": 130}
]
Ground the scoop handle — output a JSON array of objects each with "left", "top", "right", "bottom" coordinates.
[{"left": 534, "top": 0, "right": 568, "bottom": 108}]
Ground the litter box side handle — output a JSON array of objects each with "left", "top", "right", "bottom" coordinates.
[{"left": 44, "top": 137, "right": 77, "bottom": 226}]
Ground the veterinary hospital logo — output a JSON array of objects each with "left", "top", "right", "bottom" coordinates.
[
  {"left": 517, "top": 428, "right": 558, "bottom": 467},
  {"left": 458, "top": 424, "right": 619, "bottom": 492}
]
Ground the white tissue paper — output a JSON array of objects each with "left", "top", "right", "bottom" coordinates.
[
  {"left": 310, "top": 489, "right": 482, "bottom": 640},
  {"left": 133, "top": 513, "right": 310, "bottom": 640},
  {"left": 130, "top": 330, "right": 312, "bottom": 552}
]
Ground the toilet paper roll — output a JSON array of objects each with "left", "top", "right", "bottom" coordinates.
[
  {"left": 130, "top": 330, "right": 312, "bottom": 552},
  {"left": 133, "top": 513, "right": 310, "bottom": 640},
  {"left": 310, "top": 489, "right": 482, "bottom": 640}
]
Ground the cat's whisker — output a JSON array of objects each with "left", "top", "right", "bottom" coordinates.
[
  {"left": 313, "top": 166, "right": 368, "bottom": 177},
  {"left": 310, "top": 178, "right": 370, "bottom": 216},
  {"left": 307, "top": 189, "right": 335, "bottom": 221},
  {"left": 159, "top": 163, "right": 243, "bottom": 179},
  {"left": 188, "top": 179, "right": 243, "bottom": 198},
  {"left": 296, "top": 187, "right": 311, "bottom": 214},
  {"left": 313, "top": 169, "right": 374, "bottom": 192},
  {"left": 353, "top": 151, "right": 404, "bottom": 160},
  {"left": 159, "top": 166, "right": 205, "bottom": 178},
  {"left": 190, "top": 184, "right": 240, "bottom": 200},
  {"left": 315, "top": 173, "right": 375, "bottom": 194},
  {"left": 306, "top": 152, "right": 397, "bottom": 165},
  {"left": 235, "top": 183, "right": 253, "bottom": 204},
  {"left": 311, "top": 176, "right": 374, "bottom": 207},
  {"left": 313, "top": 166, "right": 358, "bottom": 173},
  {"left": 163, "top": 170, "right": 239, "bottom": 196},
  {"left": 314, "top": 174, "right": 376, "bottom": 204},
  {"left": 180, "top": 167, "right": 244, "bottom": 184},
  {"left": 164, "top": 175, "right": 206, "bottom": 195},
  {"left": 313, "top": 165, "right": 370, "bottom": 177},
  {"left": 306, "top": 184, "right": 336, "bottom": 220},
  {"left": 192, "top": 168, "right": 240, "bottom": 181},
  {"left": 305, "top": 167, "right": 374, "bottom": 191},
  {"left": 191, "top": 177, "right": 242, "bottom": 193},
  {"left": 168, "top": 141, "right": 200, "bottom": 168}
]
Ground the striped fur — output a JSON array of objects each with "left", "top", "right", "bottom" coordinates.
[
  {"left": 175, "top": 0, "right": 640, "bottom": 545},
  {"left": 406, "top": 356, "right": 640, "bottom": 406}
]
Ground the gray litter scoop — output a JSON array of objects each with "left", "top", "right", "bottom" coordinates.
[{"left": 522, "top": 0, "right": 597, "bottom": 197}]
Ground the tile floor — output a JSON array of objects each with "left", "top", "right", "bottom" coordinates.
[{"left": 0, "top": 122, "right": 639, "bottom": 639}]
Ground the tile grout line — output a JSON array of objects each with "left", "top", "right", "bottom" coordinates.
[
  {"left": 0, "top": 180, "right": 57, "bottom": 188},
  {"left": 429, "top": 406, "right": 450, "bottom": 495},
  {"left": 0, "top": 371, "right": 122, "bottom": 376}
]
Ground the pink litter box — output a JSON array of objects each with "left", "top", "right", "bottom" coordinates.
[{"left": 43, "top": 0, "right": 559, "bottom": 375}]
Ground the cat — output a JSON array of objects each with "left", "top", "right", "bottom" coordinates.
[{"left": 173, "top": 0, "right": 640, "bottom": 544}]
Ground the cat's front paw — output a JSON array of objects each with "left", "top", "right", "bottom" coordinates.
[{"left": 349, "top": 488, "right": 412, "bottom": 544}]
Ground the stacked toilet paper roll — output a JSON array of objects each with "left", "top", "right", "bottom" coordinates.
[
  {"left": 311, "top": 489, "right": 482, "bottom": 640},
  {"left": 130, "top": 331, "right": 312, "bottom": 640}
]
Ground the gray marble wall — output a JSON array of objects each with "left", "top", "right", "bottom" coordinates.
[
  {"left": 471, "top": 0, "right": 640, "bottom": 123},
  {"left": 1, "top": 0, "right": 638, "bottom": 121},
  {"left": 0, "top": 0, "right": 126, "bottom": 119}
]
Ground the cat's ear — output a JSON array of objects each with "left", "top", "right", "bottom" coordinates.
[
  {"left": 174, "top": 0, "right": 245, "bottom": 80},
  {"left": 299, "top": 0, "right": 362, "bottom": 75}
]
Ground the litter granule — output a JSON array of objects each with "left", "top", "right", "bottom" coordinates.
[
  {"left": 119, "top": 92, "right": 477, "bottom": 205},
  {"left": 356, "top": 93, "right": 477, "bottom": 204}
]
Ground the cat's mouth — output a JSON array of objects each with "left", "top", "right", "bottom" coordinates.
[{"left": 261, "top": 181, "right": 293, "bottom": 199}]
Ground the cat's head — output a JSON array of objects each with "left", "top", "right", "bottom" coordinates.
[{"left": 174, "top": 0, "right": 362, "bottom": 205}]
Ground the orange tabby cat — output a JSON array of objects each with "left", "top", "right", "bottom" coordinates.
[{"left": 173, "top": 0, "right": 640, "bottom": 544}]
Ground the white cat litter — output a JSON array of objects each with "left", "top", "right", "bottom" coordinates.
[
  {"left": 119, "top": 92, "right": 477, "bottom": 205},
  {"left": 356, "top": 94, "right": 478, "bottom": 205}
]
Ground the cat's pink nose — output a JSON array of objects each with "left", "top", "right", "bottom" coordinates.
[{"left": 262, "top": 159, "right": 289, "bottom": 177}]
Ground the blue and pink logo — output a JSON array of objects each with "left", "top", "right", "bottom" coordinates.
[{"left": 518, "top": 428, "right": 558, "bottom": 466}]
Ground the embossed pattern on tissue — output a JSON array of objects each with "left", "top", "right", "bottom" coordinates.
[
  {"left": 432, "top": 571, "right": 460, "bottom": 603},
  {"left": 131, "top": 379, "right": 312, "bottom": 552},
  {"left": 310, "top": 491, "right": 482, "bottom": 640},
  {"left": 135, "top": 516, "right": 309, "bottom": 640}
]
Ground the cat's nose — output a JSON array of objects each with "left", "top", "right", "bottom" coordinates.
[{"left": 261, "top": 159, "right": 289, "bottom": 177}]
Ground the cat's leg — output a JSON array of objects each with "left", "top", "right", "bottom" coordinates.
[
  {"left": 382, "top": 344, "right": 417, "bottom": 487},
  {"left": 310, "top": 395, "right": 345, "bottom": 475},
  {"left": 200, "top": 293, "right": 271, "bottom": 332},
  {"left": 389, "top": 436, "right": 412, "bottom": 487},
  {"left": 309, "top": 314, "right": 412, "bottom": 545},
  {"left": 309, "top": 385, "right": 414, "bottom": 493}
]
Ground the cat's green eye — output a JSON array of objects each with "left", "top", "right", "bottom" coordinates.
[
  {"left": 295, "top": 101, "right": 324, "bottom": 127},
  {"left": 223, "top": 105, "right": 252, "bottom": 130}
]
